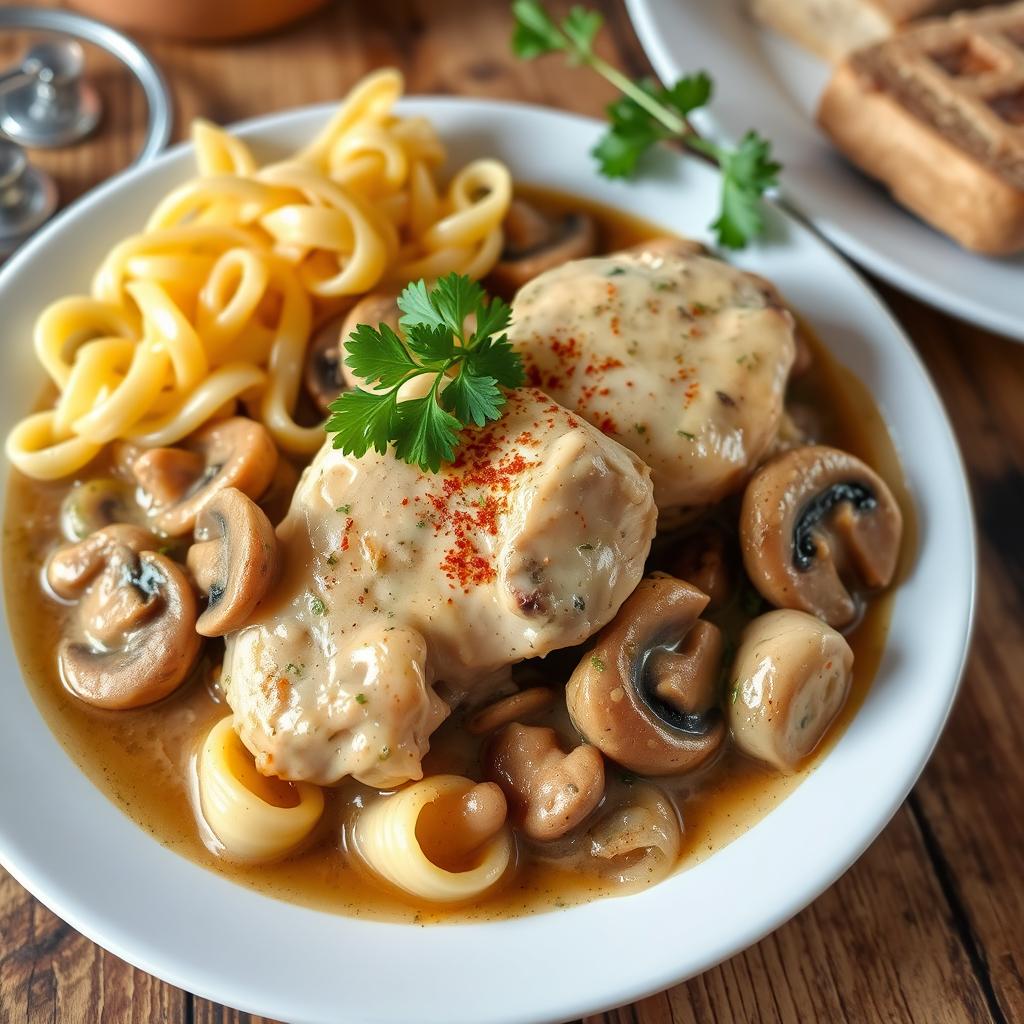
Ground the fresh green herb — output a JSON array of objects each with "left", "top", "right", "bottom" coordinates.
[
  {"left": 606, "top": 266, "right": 626, "bottom": 276},
  {"left": 731, "top": 685, "right": 739, "bottom": 705},
  {"left": 326, "top": 553, "right": 338, "bottom": 566},
  {"left": 285, "top": 662, "right": 304, "bottom": 678},
  {"left": 634, "top": 423, "right": 647, "bottom": 435},
  {"left": 415, "top": 519, "right": 427, "bottom": 529},
  {"left": 678, "top": 430, "right": 696, "bottom": 441},
  {"left": 324, "top": 273, "right": 525, "bottom": 472},
  {"left": 309, "top": 596, "right": 327, "bottom": 616},
  {"left": 355, "top": 692, "right": 368, "bottom": 705},
  {"left": 577, "top": 542, "right": 595, "bottom": 552},
  {"left": 379, "top": 745, "right": 392, "bottom": 761},
  {"left": 336, "top": 504, "right": 351, "bottom": 514},
  {"left": 590, "top": 654, "right": 606, "bottom": 672},
  {"left": 572, "top": 594, "right": 586, "bottom": 611},
  {"left": 157, "top": 544, "right": 175, "bottom": 557},
  {"left": 511, "top": 1, "right": 780, "bottom": 248}
]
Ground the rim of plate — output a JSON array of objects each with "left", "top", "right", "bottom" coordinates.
[
  {"left": 0, "top": 97, "right": 976, "bottom": 1024},
  {"left": 624, "top": 0, "right": 1024, "bottom": 342}
]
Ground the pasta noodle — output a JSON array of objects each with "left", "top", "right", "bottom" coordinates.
[
  {"left": 6, "top": 68, "right": 512, "bottom": 480},
  {"left": 351, "top": 775, "right": 513, "bottom": 903},
  {"left": 197, "top": 716, "right": 324, "bottom": 863}
]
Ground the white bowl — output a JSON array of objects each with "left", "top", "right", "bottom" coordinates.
[{"left": 0, "top": 98, "right": 975, "bottom": 1024}]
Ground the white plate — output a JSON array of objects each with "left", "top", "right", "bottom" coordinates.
[
  {"left": 626, "top": 0, "right": 1024, "bottom": 341},
  {"left": 0, "top": 98, "right": 975, "bottom": 1024}
]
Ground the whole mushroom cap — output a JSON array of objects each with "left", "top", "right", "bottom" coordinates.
[
  {"left": 740, "top": 445, "right": 903, "bottom": 628},
  {"left": 566, "top": 575, "right": 727, "bottom": 776},
  {"left": 728, "top": 609, "right": 854, "bottom": 771}
]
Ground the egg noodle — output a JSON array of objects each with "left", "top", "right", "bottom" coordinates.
[{"left": 6, "top": 69, "right": 513, "bottom": 480}]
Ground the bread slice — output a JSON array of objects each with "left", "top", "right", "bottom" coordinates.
[
  {"left": 817, "top": 3, "right": 1024, "bottom": 254},
  {"left": 750, "top": 0, "right": 1007, "bottom": 60}
]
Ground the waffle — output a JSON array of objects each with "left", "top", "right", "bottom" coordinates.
[
  {"left": 817, "top": 2, "right": 1024, "bottom": 253},
  {"left": 749, "top": 0, "right": 1004, "bottom": 61}
]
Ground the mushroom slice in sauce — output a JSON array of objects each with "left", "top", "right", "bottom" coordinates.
[
  {"left": 585, "top": 782, "right": 682, "bottom": 889},
  {"left": 303, "top": 313, "right": 349, "bottom": 415},
  {"left": 668, "top": 525, "right": 734, "bottom": 612},
  {"left": 729, "top": 609, "right": 854, "bottom": 771},
  {"left": 338, "top": 291, "right": 401, "bottom": 390},
  {"left": 188, "top": 487, "right": 279, "bottom": 637},
  {"left": 508, "top": 251, "right": 797, "bottom": 513},
  {"left": 467, "top": 687, "right": 556, "bottom": 736},
  {"left": 484, "top": 722, "right": 605, "bottom": 841},
  {"left": 566, "top": 575, "right": 727, "bottom": 776},
  {"left": 59, "top": 477, "right": 142, "bottom": 541},
  {"left": 46, "top": 524, "right": 201, "bottom": 710},
  {"left": 488, "top": 198, "right": 597, "bottom": 295},
  {"left": 132, "top": 417, "right": 279, "bottom": 537},
  {"left": 740, "top": 445, "right": 903, "bottom": 628}
]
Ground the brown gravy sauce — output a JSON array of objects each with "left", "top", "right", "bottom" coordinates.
[{"left": 1, "top": 189, "right": 915, "bottom": 923}]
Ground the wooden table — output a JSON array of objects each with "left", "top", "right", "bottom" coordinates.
[{"left": 1, "top": 2, "right": 1021, "bottom": 1021}]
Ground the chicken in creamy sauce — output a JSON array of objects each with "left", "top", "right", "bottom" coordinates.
[
  {"left": 223, "top": 387, "right": 656, "bottom": 786},
  {"left": 509, "top": 250, "right": 797, "bottom": 512}
]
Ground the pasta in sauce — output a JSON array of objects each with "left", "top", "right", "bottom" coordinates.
[{"left": 1, "top": 73, "right": 914, "bottom": 923}]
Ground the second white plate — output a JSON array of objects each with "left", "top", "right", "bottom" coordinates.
[{"left": 627, "top": 0, "right": 1024, "bottom": 341}]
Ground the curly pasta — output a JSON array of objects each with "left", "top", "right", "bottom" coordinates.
[{"left": 6, "top": 68, "right": 512, "bottom": 480}]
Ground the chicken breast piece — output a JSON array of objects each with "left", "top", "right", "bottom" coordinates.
[
  {"left": 222, "top": 387, "right": 657, "bottom": 787},
  {"left": 508, "top": 250, "right": 797, "bottom": 513}
]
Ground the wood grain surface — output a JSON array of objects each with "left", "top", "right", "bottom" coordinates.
[{"left": 1, "top": 2, "right": 1021, "bottom": 1022}]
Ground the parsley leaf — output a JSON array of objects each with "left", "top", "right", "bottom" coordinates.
[
  {"left": 344, "top": 323, "right": 415, "bottom": 388},
  {"left": 324, "top": 388, "right": 399, "bottom": 458},
  {"left": 326, "top": 273, "right": 525, "bottom": 472},
  {"left": 511, "top": 2, "right": 780, "bottom": 248},
  {"left": 710, "top": 131, "right": 781, "bottom": 250}
]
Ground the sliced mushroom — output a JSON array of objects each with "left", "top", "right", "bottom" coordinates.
[
  {"left": 566, "top": 575, "right": 727, "bottom": 776},
  {"left": 59, "top": 477, "right": 142, "bottom": 541},
  {"left": 488, "top": 198, "right": 597, "bottom": 295},
  {"left": 668, "top": 526, "right": 734, "bottom": 611},
  {"left": 338, "top": 292, "right": 401, "bottom": 390},
  {"left": 46, "top": 525, "right": 201, "bottom": 710},
  {"left": 304, "top": 314, "right": 348, "bottom": 415},
  {"left": 729, "top": 609, "right": 854, "bottom": 771},
  {"left": 132, "top": 417, "right": 279, "bottom": 537},
  {"left": 466, "top": 687, "right": 556, "bottom": 736},
  {"left": 484, "top": 723, "right": 604, "bottom": 841},
  {"left": 187, "top": 488, "right": 279, "bottom": 637},
  {"left": 740, "top": 445, "right": 903, "bottom": 628},
  {"left": 584, "top": 782, "right": 682, "bottom": 889}
]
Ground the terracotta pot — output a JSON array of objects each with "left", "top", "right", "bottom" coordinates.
[{"left": 67, "top": 0, "right": 332, "bottom": 42}]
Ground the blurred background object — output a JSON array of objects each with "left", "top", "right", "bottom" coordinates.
[{"left": 68, "top": 0, "right": 332, "bottom": 42}]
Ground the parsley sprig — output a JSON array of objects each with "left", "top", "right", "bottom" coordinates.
[
  {"left": 511, "top": 1, "right": 781, "bottom": 249},
  {"left": 324, "top": 273, "right": 526, "bottom": 472}
]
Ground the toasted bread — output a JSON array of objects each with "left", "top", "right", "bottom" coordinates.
[
  {"left": 750, "top": 0, "right": 1007, "bottom": 60},
  {"left": 817, "top": 3, "right": 1024, "bottom": 253}
]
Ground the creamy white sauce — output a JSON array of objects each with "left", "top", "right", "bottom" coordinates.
[
  {"left": 222, "top": 388, "right": 656, "bottom": 786},
  {"left": 508, "top": 251, "right": 796, "bottom": 512}
]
